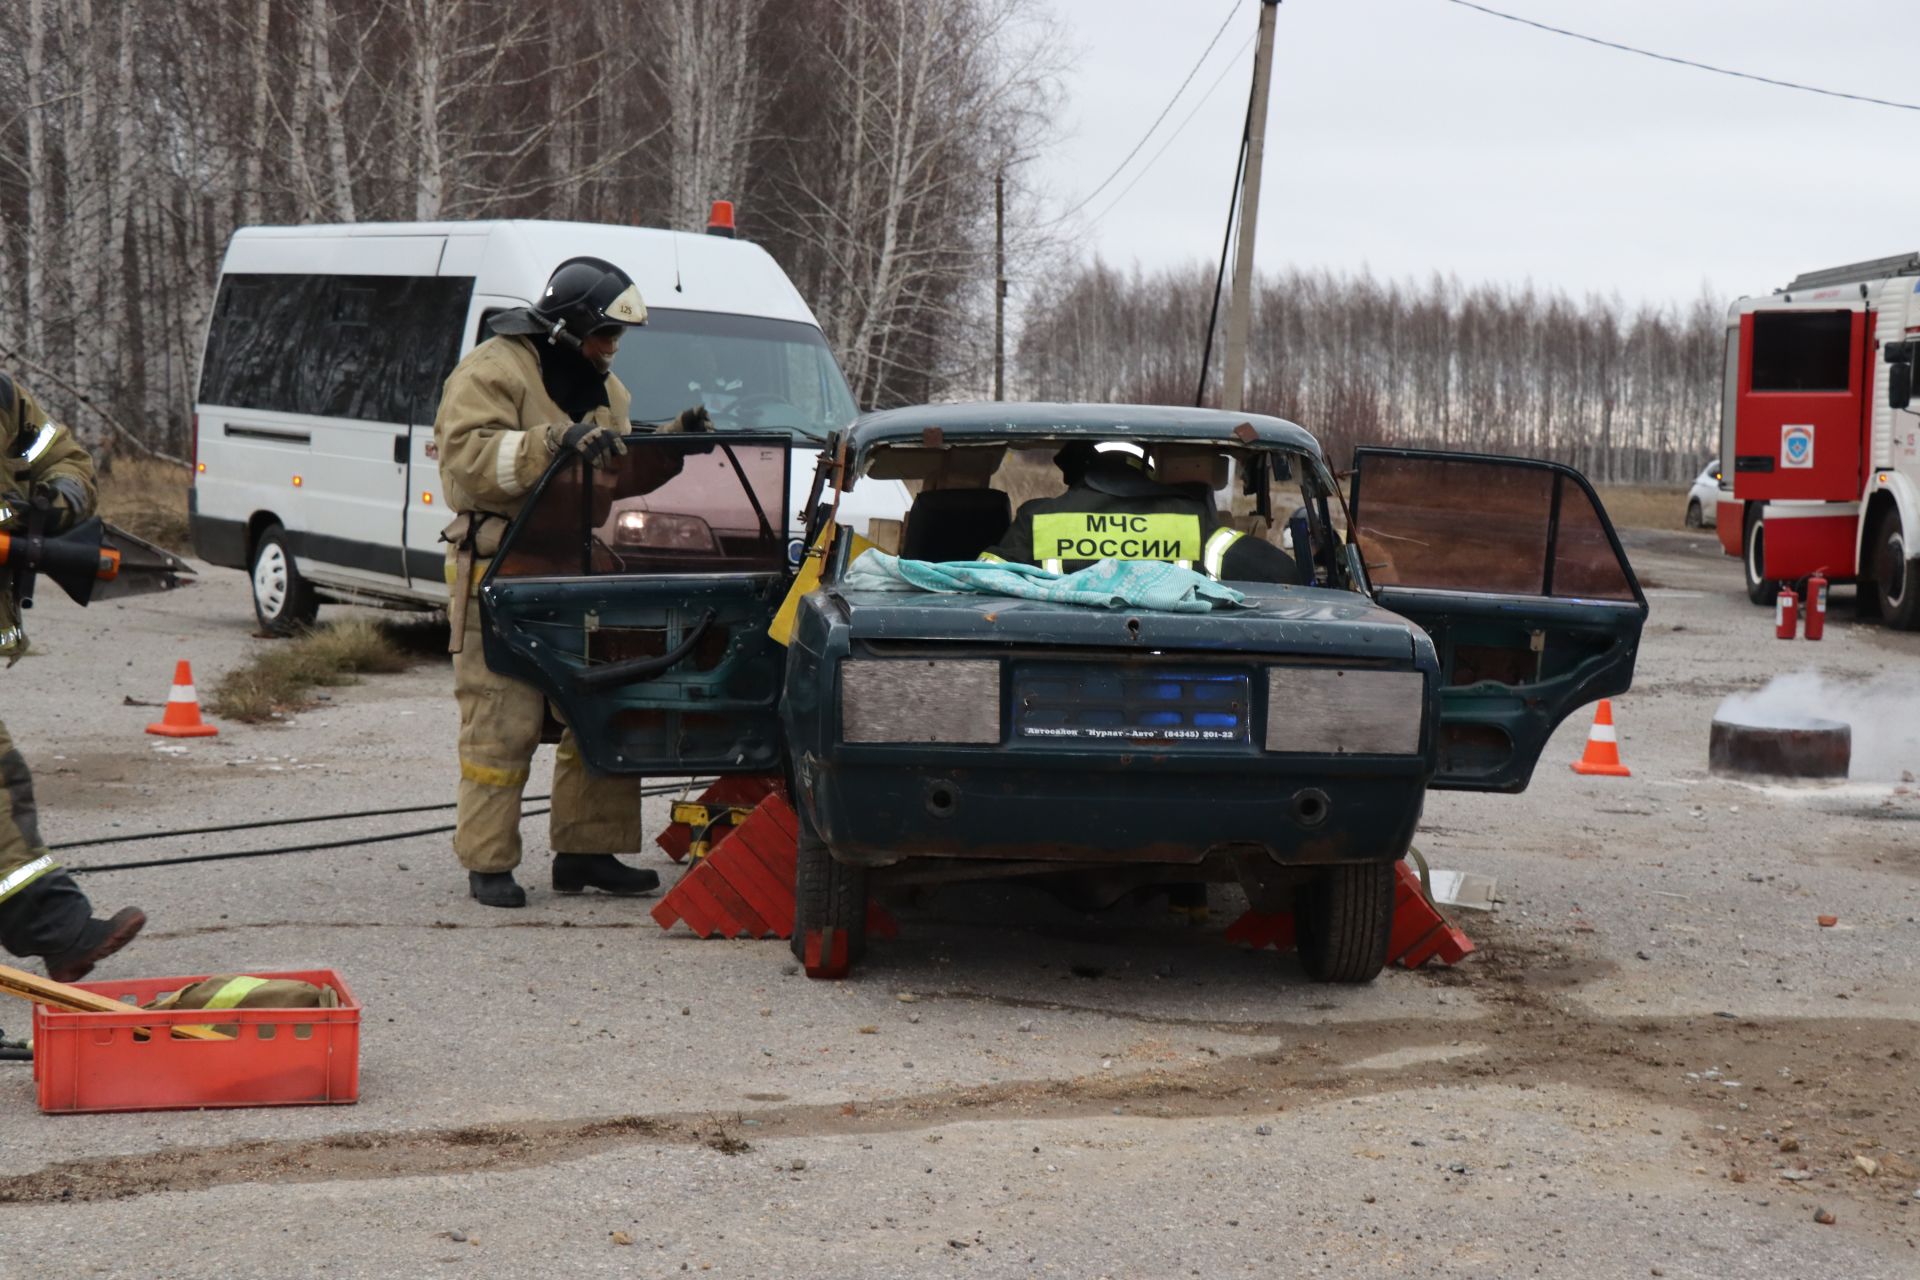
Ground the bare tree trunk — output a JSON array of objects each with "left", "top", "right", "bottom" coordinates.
[
  {"left": 102, "top": 1, "right": 136, "bottom": 394},
  {"left": 241, "top": 0, "right": 272, "bottom": 225},
  {"left": 286, "top": 4, "right": 316, "bottom": 211},
  {"left": 313, "top": 0, "right": 357, "bottom": 220},
  {"left": 412, "top": 0, "right": 447, "bottom": 220},
  {"left": 664, "top": 0, "right": 767, "bottom": 233}
]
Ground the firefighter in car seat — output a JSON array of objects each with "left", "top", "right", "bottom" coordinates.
[
  {"left": 0, "top": 371, "right": 148, "bottom": 979},
  {"left": 433, "top": 256, "right": 710, "bottom": 909},
  {"left": 980, "top": 442, "right": 1295, "bottom": 582}
]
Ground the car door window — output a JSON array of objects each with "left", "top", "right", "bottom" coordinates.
[
  {"left": 493, "top": 438, "right": 789, "bottom": 580},
  {"left": 1351, "top": 452, "right": 1635, "bottom": 602}
]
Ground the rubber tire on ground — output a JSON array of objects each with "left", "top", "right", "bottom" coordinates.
[
  {"left": 251, "top": 524, "right": 319, "bottom": 636},
  {"left": 1685, "top": 499, "right": 1704, "bottom": 529},
  {"left": 1874, "top": 513, "right": 1920, "bottom": 630},
  {"left": 1742, "top": 514, "right": 1776, "bottom": 606},
  {"left": 791, "top": 829, "right": 868, "bottom": 979},
  {"left": 1295, "top": 861, "right": 1395, "bottom": 983}
]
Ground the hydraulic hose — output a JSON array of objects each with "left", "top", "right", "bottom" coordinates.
[{"left": 60, "top": 779, "right": 710, "bottom": 875}]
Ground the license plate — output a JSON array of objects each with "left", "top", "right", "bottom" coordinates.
[{"left": 1012, "top": 665, "right": 1250, "bottom": 745}]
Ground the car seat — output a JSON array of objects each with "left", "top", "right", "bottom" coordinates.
[{"left": 900, "top": 488, "right": 1013, "bottom": 562}]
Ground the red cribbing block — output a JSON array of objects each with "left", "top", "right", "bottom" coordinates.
[
  {"left": 654, "top": 774, "right": 788, "bottom": 862},
  {"left": 803, "top": 927, "right": 851, "bottom": 980},
  {"left": 1224, "top": 910, "right": 1295, "bottom": 951},
  {"left": 1386, "top": 861, "right": 1475, "bottom": 969},
  {"left": 653, "top": 791, "right": 900, "bottom": 944},
  {"left": 1223, "top": 864, "right": 1472, "bottom": 970},
  {"left": 705, "top": 797, "right": 802, "bottom": 936}
]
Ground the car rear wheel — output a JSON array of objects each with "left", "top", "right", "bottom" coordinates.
[
  {"left": 251, "top": 525, "right": 319, "bottom": 636},
  {"left": 1295, "top": 861, "right": 1394, "bottom": 983},
  {"left": 1684, "top": 499, "right": 1703, "bottom": 529},
  {"left": 1874, "top": 515, "right": 1920, "bottom": 631},
  {"left": 792, "top": 826, "right": 868, "bottom": 979},
  {"left": 1742, "top": 514, "right": 1776, "bottom": 606}
]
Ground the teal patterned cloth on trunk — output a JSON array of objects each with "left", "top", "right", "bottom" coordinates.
[{"left": 841, "top": 551, "right": 1246, "bottom": 614}]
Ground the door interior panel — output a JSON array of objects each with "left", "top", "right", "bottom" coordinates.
[
  {"left": 480, "top": 433, "right": 793, "bottom": 776},
  {"left": 1350, "top": 448, "right": 1648, "bottom": 792}
]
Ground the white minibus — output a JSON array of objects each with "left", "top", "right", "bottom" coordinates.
[{"left": 191, "top": 218, "right": 906, "bottom": 631}]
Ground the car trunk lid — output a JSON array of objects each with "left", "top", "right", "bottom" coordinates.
[{"left": 833, "top": 583, "right": 1417, "bottom": 662}]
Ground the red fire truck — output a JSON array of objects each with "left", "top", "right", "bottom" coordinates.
[{"left": 1717, "top": 252, "right": 1920, "bottom": 629}]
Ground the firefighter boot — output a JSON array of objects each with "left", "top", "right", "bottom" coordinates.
[
  {"left": 552, "top": 854, "right": 660, "bottom": 896},
  {"left": 468, "top": 870, "right": 527, "bottom": 909},
  {"left": 45, "top": 907, "right": 147, "bottom": 984}
]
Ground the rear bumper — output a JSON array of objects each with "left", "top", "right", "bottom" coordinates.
[{"left": 796, "top": 752, "right": 1427, "bottom": 869}]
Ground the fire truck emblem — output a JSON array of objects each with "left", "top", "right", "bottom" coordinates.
[{"left": 1781, "top": 424, "right": 1814, "bottom": 469}]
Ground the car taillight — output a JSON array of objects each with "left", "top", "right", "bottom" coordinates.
[{"left": 191, "top": 412, "right": 201, "bottom": 480}]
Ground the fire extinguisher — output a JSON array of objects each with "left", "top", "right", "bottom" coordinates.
[
  {"left": 1804, "top": 571, "right": 1828, "bottom": 641},
  {"left": 1775, "top": 585, "right": 1799, "bottom": 639}
]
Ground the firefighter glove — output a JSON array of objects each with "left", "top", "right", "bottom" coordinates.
[
  {"left": 663, "top": 405, "right": 713, "bottom": 435},
  {"left": 43, "top": 477, "right": 87, "bottom": 533},
  {"left": 548, "top": 421, "right": 629, "bottom": 470}
]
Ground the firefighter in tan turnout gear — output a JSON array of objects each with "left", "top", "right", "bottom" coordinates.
[
  {"left": 0, "top": 372, "right": 147, "bottom": 977},
  {"left": 436, "top": 257, "right": 708, "bottom": 908}
]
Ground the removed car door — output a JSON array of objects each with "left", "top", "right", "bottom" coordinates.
[
  {"left": 480, "top": 433, "right": 793, "bottom": 776},
  {"left": 1348, "top": 447, "right": 1648, "bottom": 792}
]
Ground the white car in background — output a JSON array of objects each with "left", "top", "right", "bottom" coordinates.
[{"left": 1685, "top": 459, "right": 1723, "bottom": 529}]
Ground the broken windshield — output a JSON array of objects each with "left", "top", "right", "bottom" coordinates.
[{"left": 612, "top": 309, "right": 857, "bottom": 440}]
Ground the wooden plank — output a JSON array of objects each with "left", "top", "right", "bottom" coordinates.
[{"left": 0, "top": 963, "right": 228, "bottom": 1040}]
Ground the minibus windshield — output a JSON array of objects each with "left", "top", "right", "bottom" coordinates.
[{"left": 613, "top": 309, "right": 857, "bottom": 441}]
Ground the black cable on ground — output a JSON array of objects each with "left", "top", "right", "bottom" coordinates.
[
  {"left": 67, "top": 809, "right": 553, "bottom": 875},
  {"left": 51, "top": 780, "right": 702, "bottom": 852},
  {"left": 48, "top": 797, "right": 552, "bottom": 851}
]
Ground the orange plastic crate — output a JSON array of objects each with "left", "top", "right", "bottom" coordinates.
[{"left": 31, "top": 968, "right": 360, "bottom": 1114}]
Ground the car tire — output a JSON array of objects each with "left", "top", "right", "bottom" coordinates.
[
  {"left": 251, "top": 524, "right": 319, "bottom": 636},
  {"left": 1742, "top": 514, "right": 1776, "bottom": 606},
  {"left": 1874, "top": 514, "right": 1920, "bottom": 631},
  {"left": 1685, "top": 499, "right": 1703, "bottom": 529},
  {"left": 792, "top": 825, "right": 867, "bottom": 979},
  {"left": 1295, "top": 861, "right": 1394, "bottom": 983}
]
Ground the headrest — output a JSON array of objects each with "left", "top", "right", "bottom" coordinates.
[{"left": 1152, "top": 445, "right": 1230, "bottom": 491}]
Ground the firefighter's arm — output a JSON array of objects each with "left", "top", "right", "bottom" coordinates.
[
  {"left": 433, "top": 351, "right": 559, "bottom": 505},
  {"left": 17, "top": 387, "right": 96, "bottom": 531}
]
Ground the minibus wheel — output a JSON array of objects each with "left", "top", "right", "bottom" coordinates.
[{"left": 251, "top": 524, "right": 319, "bottom": 636}]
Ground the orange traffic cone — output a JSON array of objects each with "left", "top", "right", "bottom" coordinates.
[
  {"left": 1569, "top": 699, "right": 1628, "bottom": 776},
  {"left": 146, "top": 660, "right": 218, "bottom": 738}
]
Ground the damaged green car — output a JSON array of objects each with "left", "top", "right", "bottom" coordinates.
[{"left": 479, "top": 404, "right": 1647, "bottom": 982}]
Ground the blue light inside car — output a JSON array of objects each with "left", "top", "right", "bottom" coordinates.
[{"left": 786, "top": 537, "right": 805, "bottom": 568}]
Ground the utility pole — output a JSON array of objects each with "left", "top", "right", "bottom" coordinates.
[
  {"left": 1222, "top": 0, "right": 1280, "bottom": 414},
  {"left": 993, "top": 167, "right": 1007, "bottom": 401}
]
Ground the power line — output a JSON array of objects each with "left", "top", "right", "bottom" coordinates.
[
  {"left": 1446, "top": 0, "right": 1920, "bottom": 113},
  {"left": 1088, "top": 31, "right": 1258, "bottom": 230},
  {"left": 1052, "top": 0, "right": 1249, "bottom": 224}
]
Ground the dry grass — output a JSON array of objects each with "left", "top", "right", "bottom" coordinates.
[
  {"left": 208, "top": 618, "right": 416, "bottom": 723},
  {"left": 1594, "top": 484, "right": 1695, "bottom": 533},
  {"left": 96, "top": 456, "right": 192, "bottom": 550}
]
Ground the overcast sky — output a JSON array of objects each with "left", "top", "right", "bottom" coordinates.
[{"left": 1037, "top": 0, "right": 1920, "bottom": 310}]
